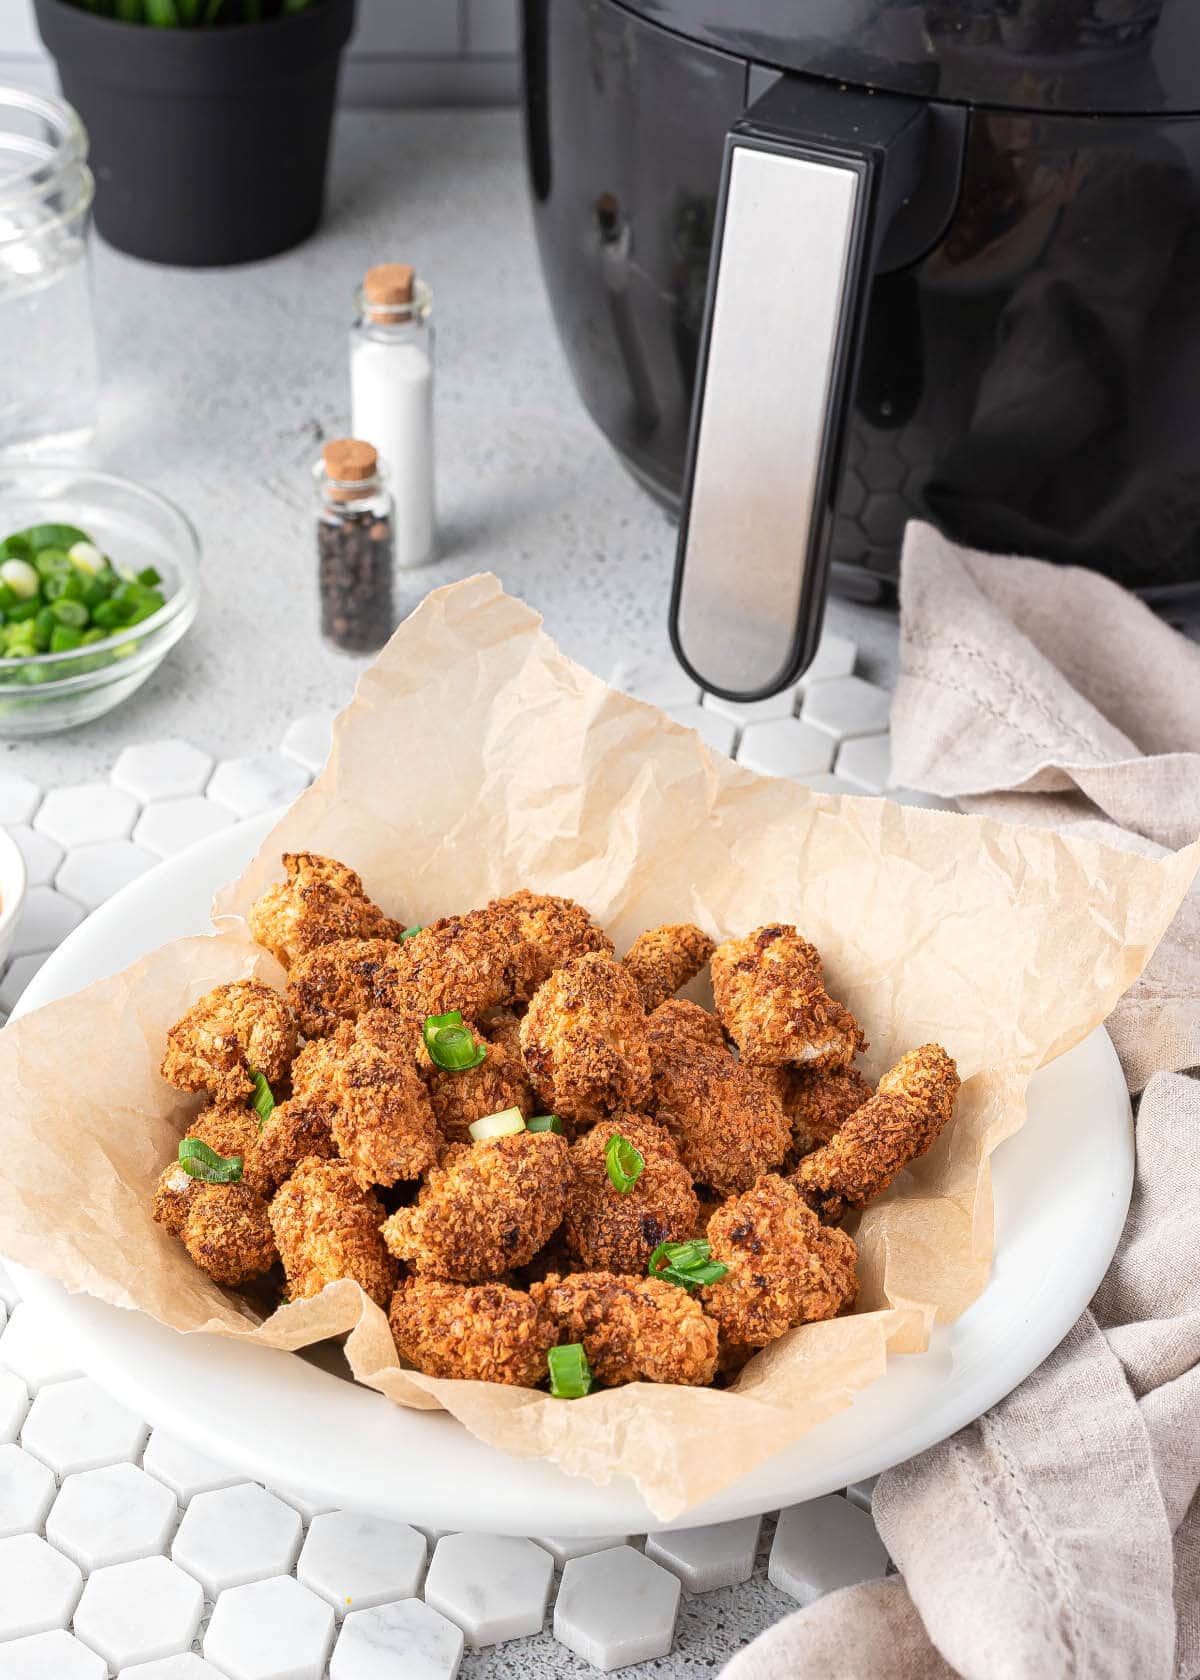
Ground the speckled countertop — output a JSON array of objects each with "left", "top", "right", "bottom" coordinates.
[{"left": 7, "top": 106, "right": 901, "bottom": 789}]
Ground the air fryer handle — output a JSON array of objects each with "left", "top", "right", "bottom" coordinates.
[{"left": 669, "top": 78, "right": 929, "bottom": 701}]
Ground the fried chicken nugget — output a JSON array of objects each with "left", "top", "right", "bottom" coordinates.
[
  {"left": 424, "top": 1036, "right": 535, "bottom": 1146},
  {"left": 794, "top": 1044, "right": 960, "bottom": 1220},
  {"left": 182, "top": 1183, "right": 277, "bottom": 1288},
  {"left": 488, "top": 890, "right": 614, "bottom": 993},
  {"left": 478, "top": 1005, "right": 524, "bottom": 1063},
  {"left": 381, "top": 1130, "right": 569, "bottom": 1281},
  {"left": 623, "top": 924, "right": 715, "bottom": 1013},
  {"left": 310, "top": 1010, "right": 441, "bottom": 1189},
  {"left": 186, "top": 1101, "right": 273, "bottom": 1198},
  {"left": 531, "top": 1271, "right": 718, "bottom": 1387},
  {"left": 700, "top": 1174, "right": 858, "bottom": 1346},
  {"left": 161, "top": 980, "right": 297, "bottom": 1104},
  {"left": 563, "top": 1115, "right": 698, "bottom": 1274},
  {"left": 389, "top": 1277, "right": 555, "bottom": 1386},
  {"left": 648, "top": 998, "right": 728, "bottom": 1056},
  {"left": 249, "top": 852, "right": 403, "bottom": 970},
  {"left": 255, "top": 1099, "right": 337, "bottom": 1195},
  {"left": 286, "top": 937, "right": 410, "bottom": 1038},
  {"left": 765, "top": 1065, "right": 875, "bottom": 1160},
  {"left": 269, "top": 1156, "right": 397, "bottom": 1307},
  {"left": 710, "top": 924, "right": 865, "bottom": 1069},
  {"left": 520, "top": 952, "right": 651, "bottom": 1126},
  {"left": 647, "top": 1016, "right": 790, "bottom": 1197}
]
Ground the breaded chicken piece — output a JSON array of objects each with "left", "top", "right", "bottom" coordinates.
[
  {"left": 647, "top": 1026, "right": 790, "bottom": 1197},
  {"left": 255, "top": 1099, "right": 337, "bottom": 1195},
  {"left": 181, "top": 1183, "right": 277, "bottom": 1288},
  {"left": 153, "top": 1161, "right": 201, "bottom": 1237},
  {"left": 564, "top": 1115, "right": 698, "bottom": 1274},
  {"left": 304, "top": 1010, "right": 440, "bottom": 1189},
  {"left": 389, "top": 1277, "right": 555, "bottom": 1386},
  {"left": 248, "top": 852, "right": 403, "bottom": 971},
  {"left": 531, "top": 1271, "right": 718, "bottom": 1387},
  {"left": 520, "top": 952, "right": 651, "bottom": 1126},
  {"left": 764, "top": 1065, "right": 875, "bottom": 1160},
  {"left": 425, "top": 1036, "right": 534, "bottom": 1146},
  {"left": 700, "top": 1174, "right": 858, "bottom": 1346},
  {"left": 488, "top": 890, "right": 614, "bottom": 994},
  {"left": 187, "top": 1101, "right": 272, "bottom": 1198},
  {"left": 623, "top": 924, "right": 715, "bottom": 1013},
  {"left": 710, "top": 924, "right": 865, "bottom": 1069},
  {"left": 478, "top": 1005, "right": 525, "bottom": 1063},
  {"left": 649, "top": 998, "right": 728, "bottom": 1056},
  {"left": 794, "top": 1044, "right": 960, "bottom": 1219},
  {"left": 269, "top": 1156, "right": 397, "bottom": 1308},
  {"left": 161, "top": 980, "right": 297, "bottom": 1104},
  {"left": 381, "top": 1131, "right": 569, "bottom": 1281},
  {"left": 286, "top": 937, "right": 410, "bottom": 1038},
  {"left": 385, "top": 907, "right": 543, "bottom": 1018}
]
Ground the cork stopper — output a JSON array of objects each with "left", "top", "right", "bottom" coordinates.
[
  {"left": 322, "top": 438, "right": 379, "bottom": 501},
  {"left": 364, "top": 263, "right": 415, "bottom": 320}
]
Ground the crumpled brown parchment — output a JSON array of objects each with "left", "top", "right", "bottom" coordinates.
[{"left": 0, "top": 574, "right": 1195, "bottom": 1521}]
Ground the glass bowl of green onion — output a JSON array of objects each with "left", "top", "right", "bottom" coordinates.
[{"left": 0, "top": 464, "right": 199, "bottom": 735}]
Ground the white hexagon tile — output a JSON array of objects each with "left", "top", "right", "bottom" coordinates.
[{"left": 0, "top": 644, "right": 931, "bottom": 1676}]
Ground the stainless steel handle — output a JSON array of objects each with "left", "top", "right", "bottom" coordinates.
[{"left": 670, "top": 79, "right": 929, "bottom": 701}]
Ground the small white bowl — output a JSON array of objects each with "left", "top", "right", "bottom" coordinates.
[{"left": 0, "top": 827, "right": 28, "bottom": 970}]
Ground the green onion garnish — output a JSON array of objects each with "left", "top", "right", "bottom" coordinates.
[
  {"left": 423, "top": 1011, "right": 487, "bottom": 1073},
  {"left": 605, "top": 1132, "right": 644, "bottom": 1195},
  {"left": 250, "top": 1069, "right": 275, "bottom": 1129},
  {"left": 467, "top": 1107, "right": 525, "bottom": 1142},
  {"left": 178, "top": 1137, "right": 243, "bottom": 1184},
  {"left": 401, "top": 925, "right": 423, "bottom": 941},
  {"left": 525, "top": 1114, "right": 563, "bottom": 1134},
  {"left": 547, "top": 1342, "right": 593, "bottom": 1399},
  {"left": 647, "top": 1238, "right": 728, "bottom": 1293}
]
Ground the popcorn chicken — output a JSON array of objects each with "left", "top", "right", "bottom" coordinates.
[
  {"left": 182, "top": 1183, "right": 277, "bottom": 1289},
  {"left": 648, "top": 997, "right": 728, "bottom": 1056},
  {"left": 286, "top": 937, "right": 409, "bottom": 1038},
  {"left": 563, "top": 1115, "right": 698, "bottom": 1275},
  {"left": 424, "top": 1034, "right": 535, "bottom": 1146},
  {"left": 161, "top": 980, "right": 297, "bottom": 1104},
  {"left": 520, "top": 952, "right": 651, "bottom": 1126},
  {"left": 622, "top": 923, "right": 715, "bottom": 1013},
  {"left": 488, "top": 889, "right": 613, "bottom": 992},
  {"left": 531, "top": 1271, "right": 718, "bottom": 1387},
  {"left": 764, "top": 1065, "right": 875, "bottom": 1160},
  {"left": 269, "top": 1156, "right": 396, "bottom": 1308},
  {"left": 248, "top": 852, "right": 403, "bottom": 970},
  {"left": 389, "top": 1277, "right": 554, "bottom": 1386},
  {"left": 710, "top": 924, "right": 865, "bottom": 1069},
  {"left": 255, "top": 1099, "right": 338, "bottom": 1195},
  {"left": 385, "top": 908, "right": 541, "bottom": 1018}
]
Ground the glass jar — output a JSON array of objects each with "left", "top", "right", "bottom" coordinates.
[
  {"left": 350, "top": 264, "right": 435, "bottom": 570},
  {"left": 0, "top": 87, "right": 98, "bottom": 457},
  {"left": 314, "top": 438, "right": 395, "bottom": 654}
]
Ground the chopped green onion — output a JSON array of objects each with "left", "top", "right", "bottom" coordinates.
[
  {"left": 423, "top": 1011, "right": 487, "bottom": 1073},
  {"left": 50, "top": 598, "right": 88, "bottom": 628},
  {"left": 647, "top": 1238, "right": 728, "bottom": 1293},
  {"left": 400, "top": 925, "right": 423, "bottom": 941},
  {"left": 467, "top": 1106, "right": 525, "bottom": 1142},
  {"left": 547, "top": 1342, "right": 592, "bottom": 1399},
  {"left": 68, "top": 540, "right": 105, "bottom": 576},
  {"left": 178, "top": 1137, "right": 243, "bottom": 1184},
  {"left": 250, "top": 1069, "right": 275, "bottom": 1128},
  {"left": 137, "top": 566, "right": 162, "bottom": 587},
  {"left": 49, "top": 625, "right": 83, "bottom": 653},
  {"left": 0, "top": 559, "right": 39, "bottom": 600},
  {"left": 525, "top": 1114, "right": 563, "bottom": 1134},
  {"left": 605, "top": 1132, "right": 644, "bottom": 1194}
]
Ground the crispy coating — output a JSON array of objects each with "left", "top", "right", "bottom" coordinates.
[
  {"left": 255, "top": 1099, "right": 337, "bottom": 1195},
  {"left": 425, "top": 1036, "right": 535, "bottom": 1146},
  {"left": 181, "top": 1183, "right": 277, "bottom": 1288},
  {"left": 648, "top": 998, "right": 728, "bottom": 1056},
  {"left": 153, "top": 1161, "right": 201, "bottom": 1238},
  {"left": 286, "top": 937, "right": 410, "bottom": 1038},
  {"left": 381, "top": 1131, "right": 569, "bottom": 1281},
  {"left": 794, "top": 1044, "right": 960, "bottom": 1219},
  {"left": 520, "top": 952, "right": 651, "bottom": 1126},
  {"left": 531, "top": 1271, "right": 718, "bottom": 1387},
  {"left": 488, "top": 890, "right": 614, "bottom": 994},
  {"left": 269, "top": 1156, "right": 397, "bottom": 1307},
  {"left": 161, "top": 980, "right": 297, "bottom": 1104},
  {"left": 248, "top": 852, "right": 403, "bottom": 970},
  {"left": 766, "top": 1066, "right": 875, "bottom": 1161},
  {"left": 305, "top": 1010, "right": 441, "bottom": 1189},
  {"left": 623, "top": 924, "right": 715, "bottom": 1013},
  {"left": 647, "top": 1030, "right": 790, "bottom": 1197},
  {"left": 564, "top": 1115, "right": 698, "bottom": 1274},
  {"left": 478, "top": 1005, "right": 525, "bottom": 1063},
  {"left": 187, "top": 1101, "right": 272, "bottom": 1198},
  {"left": 710, "top": 924, "right": 865, "bottom": 1069},
  {"left": 700, "top": 1174, "right": 858, "bottom": 1346},
  {"left": 389, "top": 1277, "right": 555, "bottom": 1386},
  {"left": 385, "top": 908, "right": 541, "bottom": 1018}
]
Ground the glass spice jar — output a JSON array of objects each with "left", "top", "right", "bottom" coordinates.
[{"left": 315, "top": 438, "right": 394, "bottom": 653}]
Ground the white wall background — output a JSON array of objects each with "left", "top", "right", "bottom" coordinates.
[{"left": 0, "top": 0, "right": 520, "bottom": 103}]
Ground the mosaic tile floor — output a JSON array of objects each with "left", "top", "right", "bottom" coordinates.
[{"left": 0, "top": 636, "right": 948, "bottom": 1677}]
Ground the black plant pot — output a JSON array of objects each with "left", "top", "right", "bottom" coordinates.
[{"left": 33, "top": 0, "right": 356, "bottom": 267}]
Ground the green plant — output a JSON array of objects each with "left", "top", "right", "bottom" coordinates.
[{"left": 68, "top": 0, "right": 316, "bottom": 22}]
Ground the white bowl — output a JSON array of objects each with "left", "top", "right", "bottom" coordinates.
[{"left": 0, "top": 826, "right": 28, "bottom": 968}]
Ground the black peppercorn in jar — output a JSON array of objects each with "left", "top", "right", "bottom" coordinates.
[{"left": 315, "top": 438, "right": 394, "bottom": 653}]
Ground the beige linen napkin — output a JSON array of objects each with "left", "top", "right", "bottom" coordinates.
[{"left": 725, "top": 521, "right": 1200, "bottom": 1680}]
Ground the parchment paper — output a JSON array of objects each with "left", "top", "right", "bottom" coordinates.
[{"left": 0, "top": 574, "right": 1195, "bottom": 1520}]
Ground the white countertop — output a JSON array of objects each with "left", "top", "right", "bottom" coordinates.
[{"left": 7, "top": 107, "right": 900, "bottom": 788}]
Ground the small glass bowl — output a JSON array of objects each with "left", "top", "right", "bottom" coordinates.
[{"left": 0, "top": 463, "right": 199, "bottom": 736}]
